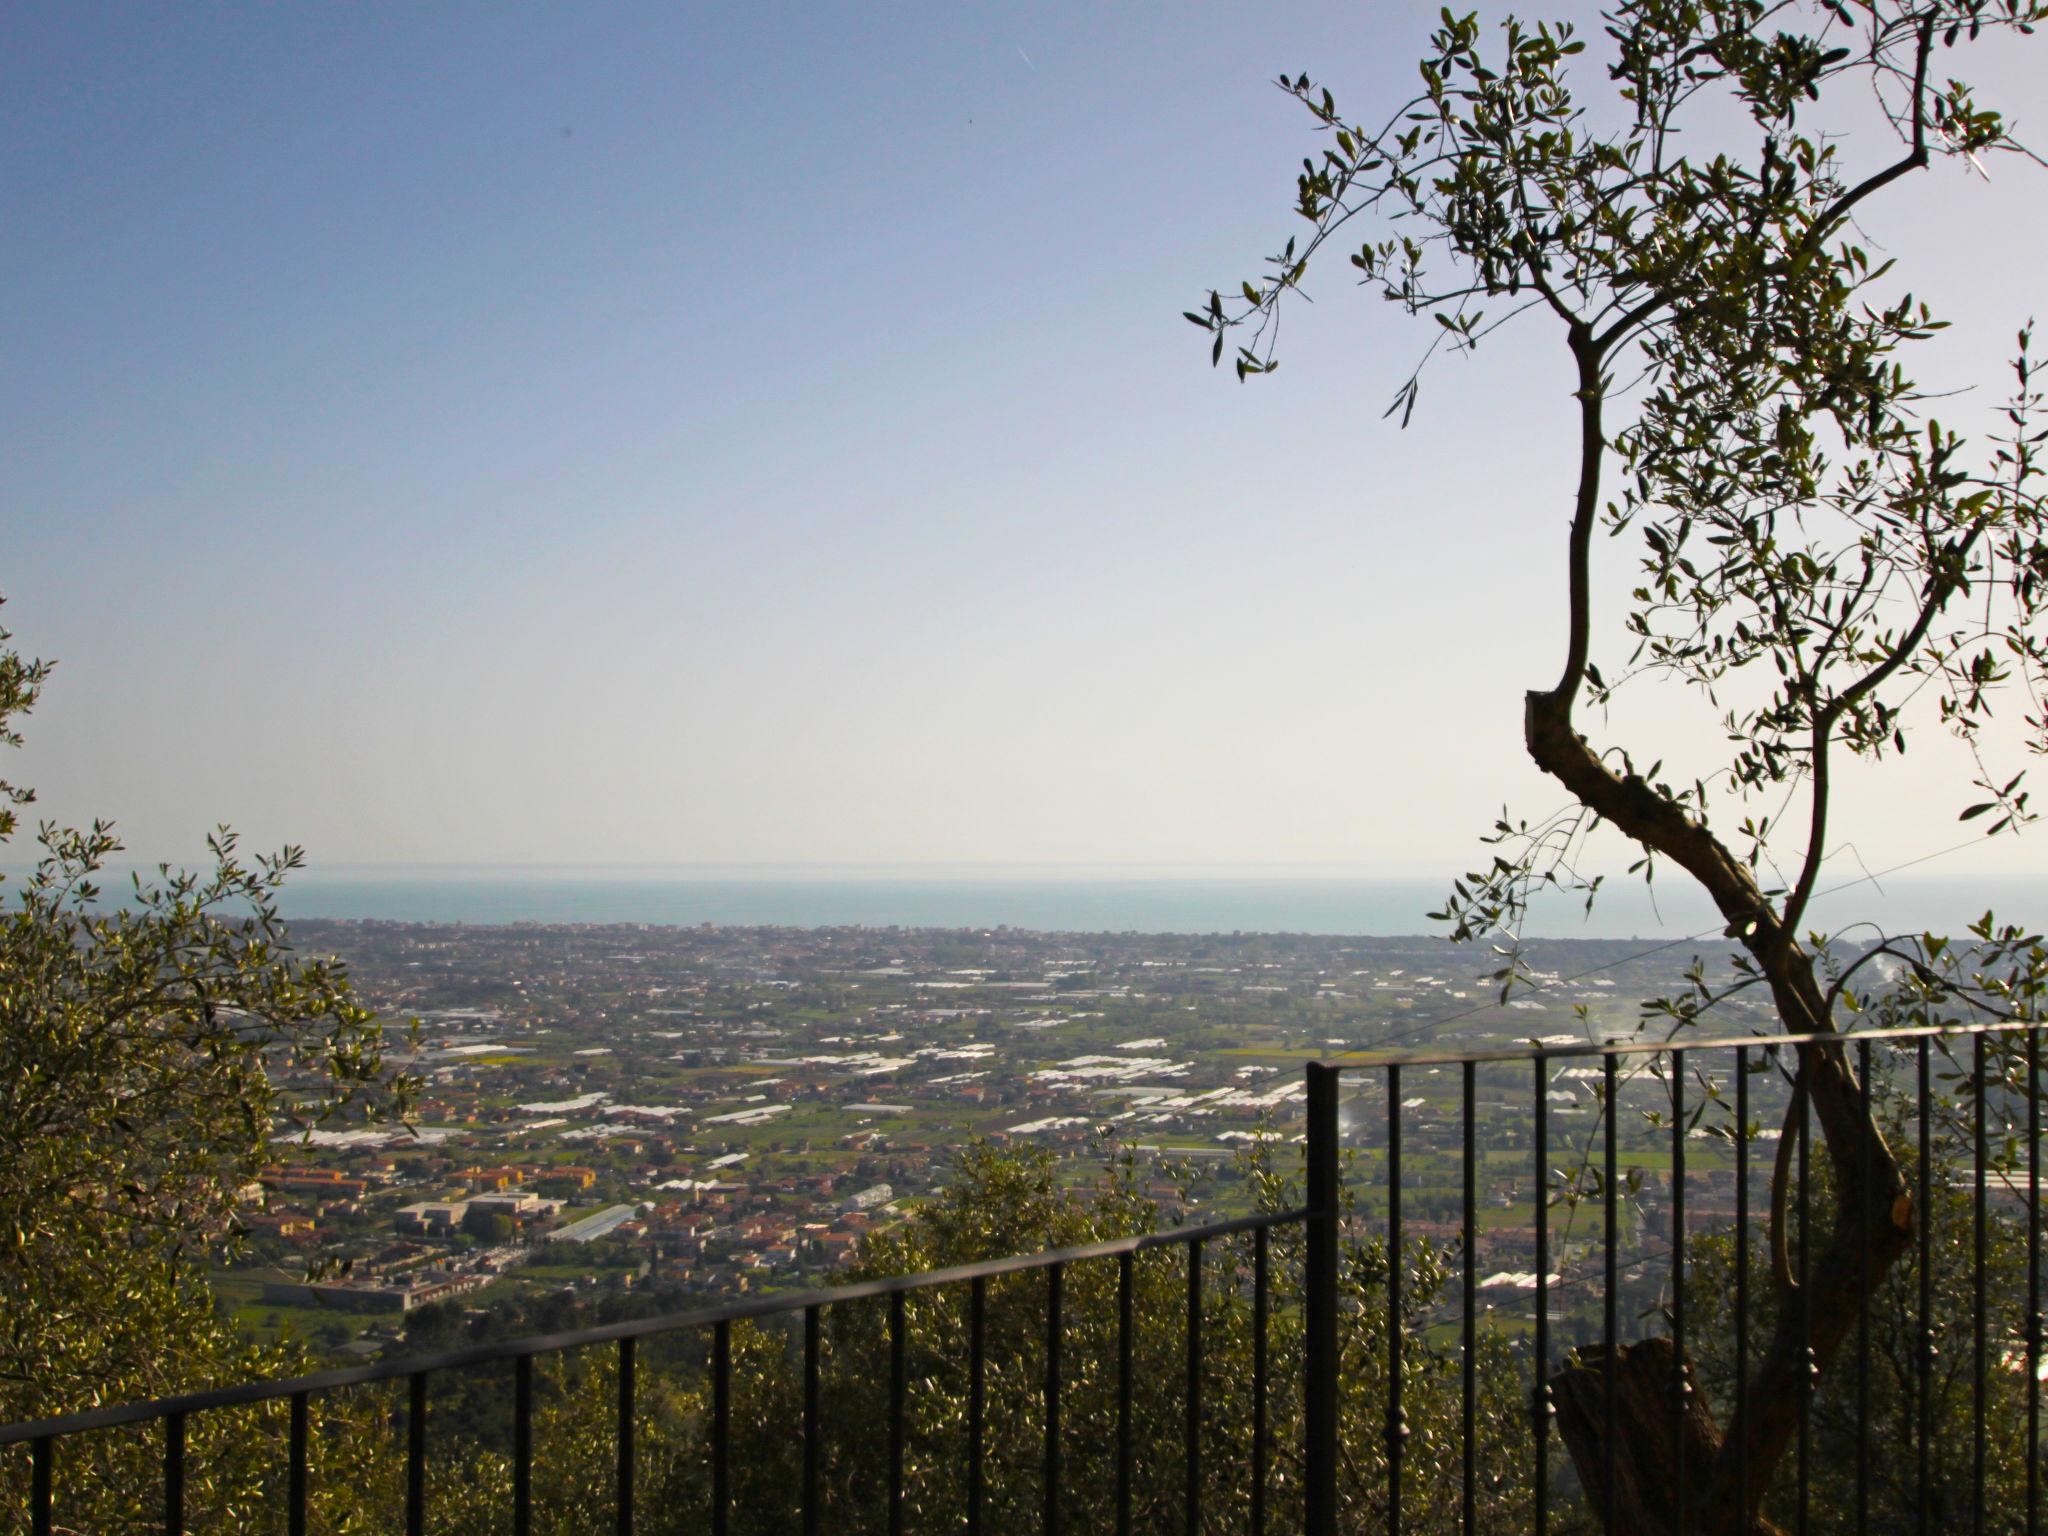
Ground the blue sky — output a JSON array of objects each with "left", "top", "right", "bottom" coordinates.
[{"left": 6, "top": 2, "right": 2046, "bottom": 891}]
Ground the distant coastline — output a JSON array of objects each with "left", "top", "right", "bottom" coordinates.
[
  {"left": 209, "top": 868, "right": 2048, "bottom": 943},
  {"left": 11, "top": 862, "right": 2031, "bottom": 942}
]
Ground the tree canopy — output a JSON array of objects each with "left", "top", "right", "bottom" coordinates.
[
  {"left": 0, "top": 602, "right": 413, "bottom": 1520},
  {"left": 1194, "top": 2, "right": 2046, "bottom": 1529}
]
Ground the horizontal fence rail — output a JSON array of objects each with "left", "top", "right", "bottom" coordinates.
[
  {"left": 3, "top": 1189, "right": 1323, "bottom": 1536},
  {"left": 6, "top": 1016, "right": 2045, "bottom": 1534},
  {"left": 1332, "top": 1015, "right": 2044, "bottom": 1536},
  {"left": 0, "top": 1207, "right": 1309, "bottom": 1450}
]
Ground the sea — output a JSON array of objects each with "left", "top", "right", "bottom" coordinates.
[{"left": 243, "top": 867, "right": 2047, "bottom": 943}]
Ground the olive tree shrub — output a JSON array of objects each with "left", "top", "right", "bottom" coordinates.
[{"left": 0, "top": 606, "right": 413, "bottom": 1528}]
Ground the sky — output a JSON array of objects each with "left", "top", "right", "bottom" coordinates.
[{"left": 5, "top": 2, "right": 2048, "bottom": 892}]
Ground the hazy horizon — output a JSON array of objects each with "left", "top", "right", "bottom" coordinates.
[{"left": 15, "top": 861, "right": 2010, "bottom": 945}]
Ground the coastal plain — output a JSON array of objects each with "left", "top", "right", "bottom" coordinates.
[{"left": 232, "top": 921, "right": 1780, "bottom": 1355}]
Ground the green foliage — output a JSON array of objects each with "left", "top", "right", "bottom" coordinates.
[
  {"left": 1196, "top": 0, "right": 2047, "bottom": 952},
  {"left": 1685, "top": 1059, "right": 2038, "bottom": 1530},
  {"left": 463, "top": 1208, "right": 518, "bottom": 1244},
  {"left": 380, "top": 1136, "right": 1532, "bottom": 1535},
  {"left": 0, "top": 602, "right": 413, "bottom": 1527},
  {"left": 1196, "top": 3, "right": 2048, "bottom": 1524}
]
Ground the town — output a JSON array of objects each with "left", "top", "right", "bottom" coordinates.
[{"left": 221, "top": 919, "right": 1799, "bottom": 1361}]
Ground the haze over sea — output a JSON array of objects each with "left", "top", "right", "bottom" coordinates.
[{"left": 258, "top": 866, "right": 2043, "bottom": 943}]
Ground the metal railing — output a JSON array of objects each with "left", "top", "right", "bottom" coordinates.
[
  {"left": 0, "top": 1160, "right": 1329, "bottom": 1534},
  {"left": 1328, "top": 1016, "right": 2045, "bottom": 1535},
  {"left": 5, "top": 1018, "right": 2043, "bottom": 1533}
]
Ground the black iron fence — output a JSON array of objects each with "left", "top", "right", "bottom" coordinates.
[
  {"left": 4, "top": 1018, "right": 2042, "bottom": 1534},
  {"left": 1334, "top": 1016, "right": 2044, "bottom": 1535},
  {"left": 0, "top": 1193, "right": 1323, "bottom": 1535}
]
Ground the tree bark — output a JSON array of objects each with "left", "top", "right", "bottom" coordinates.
[
  {"left": 1524, "top": 688, "right": 1914, "bottom": 1534},
  {"left": 1552, "top": 1339, "right": 1785, "bottom": 1536}
]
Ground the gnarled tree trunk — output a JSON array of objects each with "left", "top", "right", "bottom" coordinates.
[
  {"left": 1552, "top": 1340, "right": 1767, "bottom": 1535},
  {"left": 1527, "top": 688, "right": 1915, "bottom": 1534}
]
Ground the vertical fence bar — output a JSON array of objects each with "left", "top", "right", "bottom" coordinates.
[
  {"left": 1603, "top": 1052, "right": 1617, "bottom": 1536},
  {"left": 1254, "top": 1223, "right": 1269, "bottom": 1536},
  {"left": 1736, "top": 1046, "right": 1750, "bottom": 1533},
  {"left": 1117, "top": 1253, "right": 1132, "bottom": 1536},
  {"left": 1856, "top": 1039, "right": 1871, "bottom": 1536},
  {"left": 30, "top": 1436, "right": 51, "bottom": 1536},
  {"left": 1186, "top": 1240, "right": 1203, "bottom": 1536},
  {"left": 1045, "top": 1261, "right": 1063, "bottom": 1536},
  {"left": 713, "top": 1319, "right": 731, "bottom": 1536},
  {"left": 1797, "top": 1054, "right": 1811, "bottom": 1536},
  {"left": 804, "top": 1305, "right": 821, "bottom": 1536},
  {"left": 1534, "top": 1057, "right": 1551, "bottom": 1536},
  {"left": 1387, "top": 1063, "right": 1405, "bottom": 1536},
  {"left": 889, "top": 1289, "right": 906, "bottom": 1536},
  {"left": 1974, "top": 1033, "right": 1989, "bottom": 1536},
  {"left": 972, "top": 1276, "right": 989, "bottom": 1536},
  {"left": 514, "top": 1354, "right": 533, "bottom": 1536},
  {"left": 1671, "top": 1051, "right": 1687, "bottom": 1536},
  {"left": 2031, "top": 1027, "right": 2042, "bottom": 1536},
  {"left": 80, "top": 1035, "right": 2048, "bottom": 1536},
  {"left": 407, "top": 1373, "right": 426, "bottom": 1536},
  {"left": 1304, "top": 1062, "right": 1339, "bottom": 1536},
  {"left": 1919, "top": 1037, "right": 1933, "bottom": 1536},
  {"left": 1462, "top": 1058, "right": 1477, "bottom": 1536},
  {"left": 163, "top": 1411, "right": 186, "bottom": 1536},
  {"left": 617, "top": 1336, "right": 636, "bottom": 1536},
  {"left": 289, "top": 1390, "right": 309, "bottom": 1536}
]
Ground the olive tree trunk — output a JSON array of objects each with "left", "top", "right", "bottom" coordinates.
[{"left": 1526, "top": 688, "right": 1914, "bottom": 1535}]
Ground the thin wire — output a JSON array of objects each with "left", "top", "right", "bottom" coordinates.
[{"left": 1358, "top": 833, "right": 1996, "bottom": 1056}]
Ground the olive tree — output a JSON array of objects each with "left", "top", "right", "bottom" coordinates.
[
  {"left": 0, "top": 604, "right": 413, "bottom": 1526},
  {"left": 1194, "top": 2, "right": 2046, "bottom": 1530}
]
